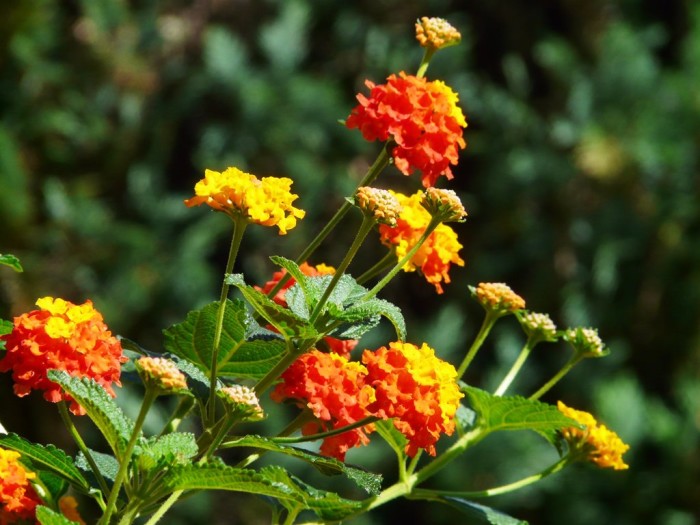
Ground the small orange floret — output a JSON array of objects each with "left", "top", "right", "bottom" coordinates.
[
  {"left": 0, "top": 448, "right": 42, "bottom": 523},
  {"left": 0, "top": 297, "right": 126, "bottom": 415},
  {"left": 272, "top": 350, "right": 375, "bottom": 461},
  {"left": 362, "top": 341, "right": 463, "bottom": 457},
  {"left": 346, "top": 72, "right": 467, "bottom": 188}
]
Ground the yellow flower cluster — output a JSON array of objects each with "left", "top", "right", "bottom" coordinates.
[
  {"left": 185, "top": 167, "right": 305, "bottom": 234},
  {"left": 36, "top": 297, "right": 98, "bottom": 339},
  {"left": 415, "top": 16, "right": 462, "bottom": 50},
  {"left": 557, "top": 401, "right": 629, "bottom": 470}
]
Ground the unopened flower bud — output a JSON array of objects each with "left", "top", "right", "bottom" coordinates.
[
  {"left": 421, "top": 188, "right": 467, "bottom": 223},
  {"left": 471, "top": 282, "right": 526, "bottom": 315},
  {"left": 219, "top": 384, "right": 264, "bottom": 421},
  {"left": 518, "top": 311, "right": 558, "bottom": 343},
  {"left": 355, "top": 186, "right": 402, "bottom": 226},
  {"left": 563, "top": 327, "right": 608, "bottom": 358},
  {"left": 137, "top": 356, "right": 188, "bottom": 393},
  {"left": 415, "top": 17, "right": 461, "bottom": 50}
]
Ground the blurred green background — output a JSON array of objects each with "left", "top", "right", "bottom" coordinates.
[{"left": 1, "top": 0, "right": 699, "bottom": 524}]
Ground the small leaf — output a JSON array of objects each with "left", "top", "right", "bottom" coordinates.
[
  {"left": 374, "top": 419, "right": 407, "bottom": 460},
  {"left": 36, "top": 506, "right": 81, "bottom": 525},
  {"left": 0, "top": 433, "right": 90, "bottom": 491},
  {"left": 0, "top": 319, "right": 12, "bottom": 353},
  {"left": 269, "top": 256, "right": 312, "bottom": 298},
  {"left": 139, "top": 432, "right": 198, "bottom": 470},
  {"left": 0, "top": 254, "right": 23, "bottom": 272},
  {"left": 36, "top": 470, "right": 69, "bottom": 503},
  {"left": 47, "top": 371, "right": 137, "bottom": 458},
  {"left": 75, "top": 449, "right": 119, "bottom": 484},
  {"left": 442, "top": 497, "right": 528, "bottom": 525},
  {"left": 224, "top": 435, "right": 382, "bottom": 495},
  {"left": 329, "top": 297, "right": 406, "bottom": 341},
  {"left": 463, "top": 386, "right": 581, "bottom": 443}
]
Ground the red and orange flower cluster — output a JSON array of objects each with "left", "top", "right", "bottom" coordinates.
[
  {"left": 346, "top": 71, "right": 467, "bottom": 188},
  {"left": 0, "top": 448, "right": 42, "bottom": 524},
  {"left": 0, "top": 297, "right": 126, "bottom": 415},
  {"left": 273, "top": 341, "right": 463, "bottom": 460}
]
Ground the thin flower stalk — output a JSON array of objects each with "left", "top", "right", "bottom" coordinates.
[
  {"left": 457, "top": 310, "right": 499, "bottom": 378},
  {"left": 494, "top": 340, "right": 536, "bottom": 396},
  {"left": 355, "top": 251, "right": 395, "bottom": 284},
  {"left": 271, "top": 416, "right": 380, "bottom": 444},
  {"left": 529, "top": 353, "right": 585, "bottom": 401}
]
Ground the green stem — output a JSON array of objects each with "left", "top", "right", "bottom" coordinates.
[
  {"left": 493, "top": 339, "right": 536, "bottom": 396},
  {"left": 360, "top": 216, "right": 442, "bottom": 302},
  {"left": 529, "top": 353, "right": 584, "bottom": 401},
  {"left": 355, "top": 251, "right": 395, "bottom": 285},
  {"left": 100, "top": 389, "right": 158, "bottom": 525},
  {"left": 457, "top": 311, "right": 500, "bottom": 379},
  {"left": 264, "top": 146, "right": 391, "bottom": 301},
  {"left": 253, "top": 340, "right": 304, "bottom": 396},
  {"left": 271, "top": 416, "right": 379, "bottom": 444},
  {"left": 207, "top": 217, "right": 248, "bottom": 425},
  {"left": 143, "top": 490, "right": 184, "bottom": 525},
  {"left": 416, "top": 48, "right": 436, "bottom": 78},
  {"left": 57, "top": 402, "right": 107, "bottom": 510},
  {"left": 405, "top": 450, "right": 423, "bottom": 477},
  {"left": 411, "top": 456, "right": 570, "bottom": 500},
  {"left": 308, "top": 215, "right": 376, "bottom": 324}
]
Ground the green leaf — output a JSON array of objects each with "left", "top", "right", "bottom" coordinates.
[
  {"left": 374, "top": 419, "right": 407, "bottom": 460},
  {"left": 0, "top": 319, "right": 13, "bottom": 336},
  {"left": 36, "top": 470, "right": 69, "bottom": 504},
  {"left": 47, "top": 370, "right": 137, "bottom": 458},
  {"left": 224, "top": 435, "right": 382, "bottom": 495},
  {"left": 0, "top": 433, "right": 90, "bottom": 491},
  {"left": 138, "top": 432, "right": 198, "bottom": 470},
  {"left": 225, "top": 275, "right": 319, "bottom": 342},
  {"left": 75, "top": 449, "right": 119, "bottom": 484},
  {"left": 269, "top": 256, "right": 312, "bottom": 298},
  {"left": 462, "top": 386, "right": 581, "bottom": 442},
  {"left": 329, "top": 296, "right": 406, "bottom": 341},
  {"left": 442, "top": 497, "right": 528, "bottom": 525},
  {"left": 163, "top": 300, "right": 288, "bottom": 381},
  {"left": 0, "top": 253, "right": 23, "bottom": 272},
  {"left": 36, "top": 505, "right": 81, "bottom": 525}
]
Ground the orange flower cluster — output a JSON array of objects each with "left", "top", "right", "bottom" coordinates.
[
  {"left": 378, "top": 191, "right": 464, "bottom": 294},
  {"left": 362, "top": 342, "right": 463, "bottom": 457},
  {"left": 0, "top": 447, "right": 41, "bottom": 524},
  {"left": 346, "top": 72, "right": 467, "bottom": 188},
  {"left": 557, "top": 401, "right": 629, "bottom": 470},
  {"left": 273, "top": 341, "right": 462, "bottom": 460},
  {"left": 257, "top": 263, "right": 358, "bottom": 358},
  {"left": 271, "top": 350, "right": 376, "bottom": 461},
  {"left": 0, "top": 297, "right": 126, "bottom": 415}
]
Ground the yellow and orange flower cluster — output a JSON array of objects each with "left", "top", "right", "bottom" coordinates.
[
  {"left": 273, "top": 342, "right": 462, "bottom": 460},
  {"left": 346, "top": 72, "right": 467, "bottom": 188},
  {"left": 362, "top": 342, "right": 463, "bottom": 457},
  {"left": 0, "top": 448, "right": 42, "bottom": 524},
  {"left": 272, "top": 350, "right": 376, "bottom": 461},
  {"left": 557, "top": 401, "right": 629, "bottom": 470},
  {"left": 378, "top": 190, "right": 464, "bottom": 294},
  {"left": 0, "top": 297, "right": 126, "bottom": 415},
  {"left": 257, "top": 263, "right": 358, "bottom": 357},
  {"left": 185, "top": 167, "right": 305, "bottom": 235}
]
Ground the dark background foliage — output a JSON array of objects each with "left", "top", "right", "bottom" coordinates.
[{"left": 1, "top": 0, "right": 699, "bottom": 524}]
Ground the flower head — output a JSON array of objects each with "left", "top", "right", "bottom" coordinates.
[
  {"left": 272, "top": 350, "right": 376, "bottom": 461},
  {"left": 563, "top": 327, "right": 608, "bottom": 358},
  {"left": 471, "top": 282, "right": 525, "bottom": 315},
  {"left": 136, "top": 356, "right": 188, "bottom": 394},
  {"left": 59, "top": 496, "right": 86, "bottom": 525},
  {"left": 0, "top": 447, "right": 42, "bottom": 523},
  {"left": 355, "top": 187, "right": 402, "bottom": 227},
  {"left": 219, "top": 384, "right": 264, "bottom": 421},
  {"left": 557, "top": 401, "right": 630, "bottom": 470},
  {"left": 415, "top": 17, "right": 461, "bottom": 50},
  {"left": 0, "top": 297, "right": 126, "bottom": 415},
  {"left": 518, "top": 311, "right": 558, "bottom": 343},
  {"left": 362, "top": 341, "right": 463, "bottom": 457},
  {"left": 256, "top": 263, "right": 357, "bottom": 358},
  {"left": 346, "top": 72, "right": 467, "bottom": 187},
  {"left": 422, "top": 187, "right": 467, "bottom": 223},
  {"left": 378, "top": 190, "right": 464, "bottom": 294},
  {"left": 185, "top": 167, "right": 305, "bottom": 234}
]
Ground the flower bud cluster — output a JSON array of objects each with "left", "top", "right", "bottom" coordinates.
[{"left": 355, "top": 186, "right": 402, "bottom": 226}]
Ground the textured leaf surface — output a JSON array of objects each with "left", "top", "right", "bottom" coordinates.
[
  {"left": 0, "top": 253, "right": 23, "bottom": 272},
  {"left": 36, "top": 506, "right": 79, "bottom": 525},
  {"left": 0, "top": 433, "right": 89, "bottom": 491},
  {"left": 76, "top": 449, "right": 119, "bottom": 483},
  {"left": 463, "top": 386, "right": 580, "bottom": 442},
  {"left": 140, "top": 432, "right": 198, "bottom": 469},
  {"left": 443, "top": 497, "right": 528, "bottom": 525},
  {"left": 47, "top": 370, "right": 136, "bottom": 458},
  {"left": 225, "top": 435, "right": 382, "bottom": 495},
  {"left": 330, "top": 297, "right": 406, "bottom": 341},
  {"left": 163, "top": 299, "right": 287, "bottom": 380}
]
